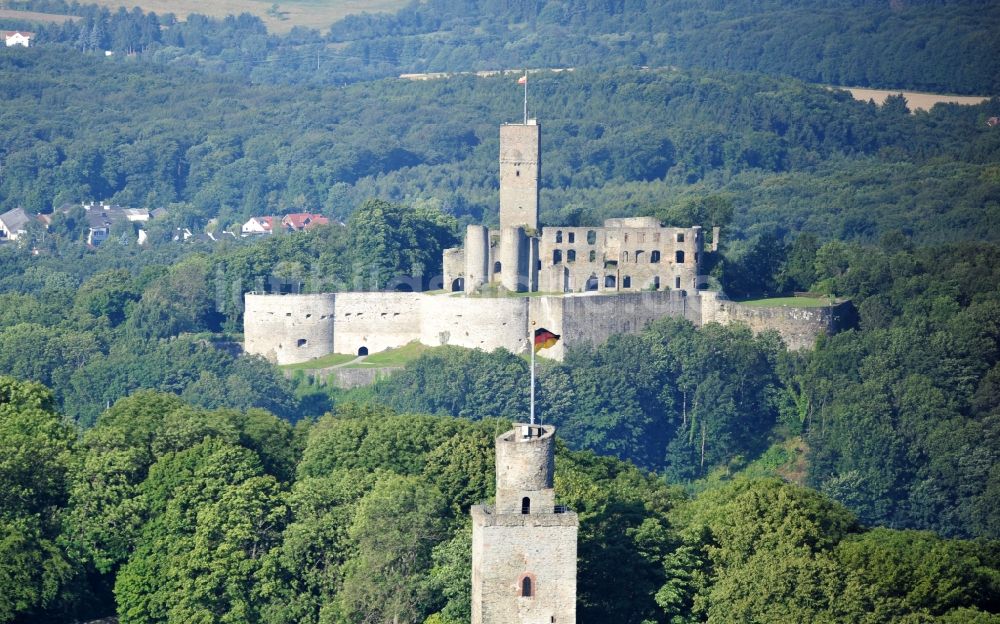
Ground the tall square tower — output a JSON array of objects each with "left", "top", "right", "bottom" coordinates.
[
  {"left": 471, "top": 424, "right": 577, "bottom": 624},
  {"left": 499, "top": 122, "right": 541, "bottom": 230}
]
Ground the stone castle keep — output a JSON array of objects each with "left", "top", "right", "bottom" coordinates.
[
  {"left": 442, "top": 121, "right": 708, "bottom": 295},
  {"left": 472, "top": 423, "right": 578, "bottom": 624},
  {"left": 244, "top": 118, "right": 852, "bottom": 364}
]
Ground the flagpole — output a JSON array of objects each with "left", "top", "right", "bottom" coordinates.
[
  {"left": 523, "top": 68, "right": 528, "bottom": 124},
  {"left": 530, "top": 322, "right": 536, "bottom": 425}
]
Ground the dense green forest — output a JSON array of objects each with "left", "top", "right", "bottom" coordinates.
[
  {"left": 2, "top": 378, "right": 998, "bottom": 623},
  {"left": 5, "top": 0, "right": 1000, "bottom": 93}
]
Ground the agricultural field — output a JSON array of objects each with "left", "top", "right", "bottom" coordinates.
[
  {"left": 0, "top": 8, "right": 78, "bottom": 24},
  {"left": 838, "top": 86, "right": 991, "bottom": 112},
  {"left": 79, "top": 0, "right": 405, "bottom": 33}
]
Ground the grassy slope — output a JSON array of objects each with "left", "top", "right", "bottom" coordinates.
[
  {"left": 281, "top": 351, "right": 357, "bottom": 370},
  {"left": 345, "top": 341, "right": 432, "bottom": 368},
  {"left": 737, "top": 296, "right": 837, "bottom": 308}
]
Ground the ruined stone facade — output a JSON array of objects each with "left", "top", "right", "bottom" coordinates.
[
  {"left": 244, "top": 117, "right": 850, "bottom": 365},
  {"left": 442, "top": 121, "right": 706, "bottom": 295},
  {"left": 471, "top": 424, "right": 577, "bottom": 624}
]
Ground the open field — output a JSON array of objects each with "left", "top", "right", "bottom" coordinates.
[
  {"left": 77, "top": 0, "right": 406, "bottom": 33},
  {"left": 737, "top": 296, "right": 836, "bottom": 308},
  {"left": 836, "top": 86, "right": 991, "bottom": 112},
  {"left": 0, "top": 8, "right": 79, "bottom": 24}
]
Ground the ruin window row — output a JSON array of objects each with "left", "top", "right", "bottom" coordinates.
[
  {"left": 554, "top": 230, "right": 599, "bottom": 245},
  {"left": 549, "top": 248, "right": 689, "bottom": 264}
]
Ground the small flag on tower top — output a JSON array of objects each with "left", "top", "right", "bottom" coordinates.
[
  {"left": 518, "top": 74, "right": 527, "bottom": 85},
  {"left": 534, "top": 327, "right": 560, "bottom": 352}
]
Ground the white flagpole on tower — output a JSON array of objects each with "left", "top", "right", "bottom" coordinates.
[
  {"left": 530, "top": 321, "right": 536, "bottom": 425},
  {"left": 523, "top": 68, "right": 528, "bottom": 124}
]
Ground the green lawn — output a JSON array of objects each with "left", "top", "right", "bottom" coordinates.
[
  {"left": 344, "top": 341, "right": 433, "bottom": 368},
  {"left": 280, "top": 352, "right": 356, "bottom": 371},
  {"left": 737, "top": 296, "right": 836, "bottom": 308}
]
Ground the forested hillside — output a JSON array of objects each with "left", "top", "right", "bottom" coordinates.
[
  {"left": 6, "top": 0, "right": 1000, "bottom": 93},
  {"left": 2, "top": 379, "right": 998, "bottom": 623},
  {"left": 1, "top": 50, "right": 998, "bottom": 246}
]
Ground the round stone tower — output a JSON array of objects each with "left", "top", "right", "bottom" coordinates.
[
  {"left": 495, "top": 423, "right": 556, "bottom": 514},
  {"left": 464, "top": 224, "right": 490, "bottom": 293},
  {"left": 499, "top": 225, "right": 527, "bottom": 292}
]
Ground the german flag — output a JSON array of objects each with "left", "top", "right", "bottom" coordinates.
[{"left": 534, "top": 327, "right": 560, "bottom": 352}]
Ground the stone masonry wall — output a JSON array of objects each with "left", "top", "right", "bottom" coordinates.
[
  {"left": 244, "top": 293, "right": 336, "bottom": 365},
  {"left": 244, "top": 290, "right": 847, "bottom": 366},
  {"left": 699, "top": 292, "right": 853, "bottom": 350},
  {"left": 472, "top": 507, "right": 578, "bottom": 624},
  {"left": 332, "top": 292, "right": 423, "bottom": 355},
  {"left": 554, "top": 290, "right": 699, "bottom": 360}
]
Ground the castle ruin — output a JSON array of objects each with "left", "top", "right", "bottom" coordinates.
[{"left": 244, "top": 117, "right": 852, "bottom": 365}]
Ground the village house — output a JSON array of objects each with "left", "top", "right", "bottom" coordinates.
[
  {"left": 241, "top": 213, "right": 332, "bottom": 236},
  {"left": 2, "top": 31, "right": 34, "bottom": 47},
  {"left": 281, "top": 212, "right": 330, "bottom": 231},
  {"left": 0, "top": 207, "right": 31, "bottom": 241},
  {"left": 241, "top": 216, "right": 277, "bottom": 236}
]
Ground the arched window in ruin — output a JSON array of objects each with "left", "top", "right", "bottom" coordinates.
[
  {"left": 451, "top": 278, "right": 464, "bottom": 292},
  {"left": 653, "top": 276, "right": 661, "bottom": 290},
  {"left": 675, "top": 250, "right": 685, "bottom": 264},
  {"left": 358, "top": 346, "right": 369, "bottom": 356},
  {"left": 494, "top": 261, "right": 502, "bottom": 274},
  {"left": 635, "top": 250, "right": 644, "bottom": 263},
  {"left": 555, "top": 230, "right": 563, "bottom": 243},
  {"left": 623, "top": 251, "right": 629, "bottom": 263},
  {"left": 586, "top": 274, "right": 599, "bottom": 291},
  {"left": 520, "top": 574, "right": 534, "bottom": 598},
  {"left": 605, "top": 275, "right": 617, "bottom": 288},
  {"left": 651, "top": 250, "right": 661, "bottom": 263},
  {"left": 589, "top": 250, "right": 596, "bottom": 262},
  {"left": 553, "top": 250, "right": 562, "bottom": 264},
  {"left": 568, "top": 232, "right": 575, "bottom": 243},
  {"left": 567, "top": 249, "right": 576, "bottom": 262},
  {"left": 587, "top": 230, "right": 597, "bottom": 245},
  {"left": 522, "top": 497, "right": 531, "bottom": 514},
  {"left": 623, "top": 276, "right": 632, "bottom": 288}
]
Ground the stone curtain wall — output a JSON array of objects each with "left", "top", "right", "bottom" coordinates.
[
  {"left": 244, "top": 293, "right": 336, "bottom": 365},
  {"left": 699, "top": 292, "right": 854, "bottom": 350},
  {"left": 244, "top": 291, "right": 849, "bottom": 364}
]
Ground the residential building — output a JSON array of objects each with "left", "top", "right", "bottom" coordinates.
[
  {"left": 2, "top": 31, "right": 34, "bottom": 47},
  {"left": 0, "top": 207, "right": 30, "bottom": 241}
]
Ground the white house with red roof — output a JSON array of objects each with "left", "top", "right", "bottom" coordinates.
[
  {"left": 241, "top": 216, "right": 278, "bottom": 236},
  {"left": 3, "top": 31, "right": 35, "bottom": 47}
]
